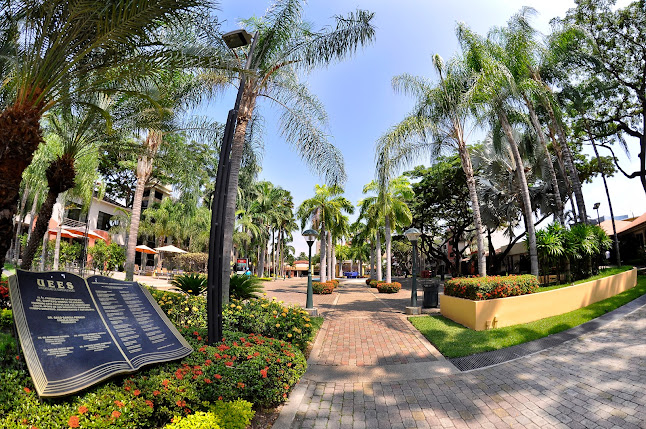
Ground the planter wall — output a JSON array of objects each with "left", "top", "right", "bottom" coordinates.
[{"left": 440, "top": 268, "right": 637, "bottom": 331}]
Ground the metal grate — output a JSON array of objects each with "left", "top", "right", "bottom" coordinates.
[{"left": 450, "top": 292, "right": 646, "bottom": 372}]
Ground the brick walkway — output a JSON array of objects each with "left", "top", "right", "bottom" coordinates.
[{"left": 275, "top": 278, "right": 646, "bottom": 429}]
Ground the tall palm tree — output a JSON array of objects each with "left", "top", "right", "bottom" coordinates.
[
  {"left": 297, "top": 185, "right": 353, "bottom": 283},
  {"left": 377, "top": 54, "right": 487, "bottom": 276},
  {"left": 363, "top": 177, "right": 413, "bottom": 283},
  {"left": 457, "top": 23, "right": 539, "bottom": 277},
  {"left": 356, "top": 195, "right": 384, "bottom": 281},
  {"left": 0, "top": 0, "right": 205, "bottom": 269},
  {"left": 218, "top": 1, "right": 375, "bottom": 298}
]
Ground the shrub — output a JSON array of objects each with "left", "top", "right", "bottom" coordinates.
[
  {"left": 444, "top": 275, "right": 539, "bottom": 301},
  {"left": 329, "top": 279, "right": 339, "bottom": 288},
  {"left": 0, "top": 309, "right": 13, "bottom": 331},
  {"left": 0, "top": 280, "right": 9, "bottom": 309},
  {"left": 311, "top": 281, "right": 334, "bottom": 294},
  {"left": 368, "top": 279, "right": 384, "bottom": 288},
  {"left": 169, "top": 252, "right": 208, "bottom": 272},
  {"left": 229, "top": 274, "right": 264, "bottom": 299},
  {"left": 257, "top": 277, "right": 273, "bottom": 281},
  {"left": 223, "top": 298, "right": 314, "bottom": 351},
  {"left": 147, "top": 287, "right": 207, "bottom": 328},
  {"left": 171, "top": 273, "right": 207, "bottom": 296},
  {"left": 377, "top": 282, "right": 401, "bottom": 293},
  {"left": 164, "top": 400, "right": 254, "bottom": 429},
  {"left": 88, "top": 241, "right": 125, "bottom": 276}
]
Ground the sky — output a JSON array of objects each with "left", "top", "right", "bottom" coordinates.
[{"left": 203, "top": 0, "right": 643, "bottom": 256}]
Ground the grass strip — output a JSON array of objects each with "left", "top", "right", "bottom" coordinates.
[
  {"left": 410, "top": 275, "right": 646, "bottom": 358},
  {"left": 538, "top": 265, "right": 633, "bottom": 292}
]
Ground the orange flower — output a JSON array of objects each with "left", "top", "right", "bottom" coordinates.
[
  {"left": 67, "top": 416, "right": 79, "bottom": 428},
  {"left": 218, "top": 396, "right": 223, "bottom": 400},
  {"left": 162, "top": 379, "right": 169, "bottom": 387},
  {"left": 153, "top": 390, "right": 160, "bottom": 396},
  {"left": 78, "top": 406, "right": 88, "bottom": 415},
  {"left": 237, "top": 382, "right": 245, "bottom": 389},
  {"left": 23, "top": 387, "right": 30, "bottom": 393},
  {"left": 214, "top": 374, "right": 222, "bottom": 379},
  {"left": 114, "top": 400, "right": 124, "bottom": 408},
  {"left": 111, "top": 410, "right": 121, "bottom": 419},
  {"left": 260, "top": 369, "right": 267, "bottom": 378},
  {"left": 204, "top": 378, "right": 212, "bottom": 384},
  {"left": 176, "top": 400, "right": 186, "bottom": 407},
  {"left": 145, "top": 400, "right": 154, "bottom": 409},
  {"left": 133, "top": 389, "right": 141, "bottom": 396}
]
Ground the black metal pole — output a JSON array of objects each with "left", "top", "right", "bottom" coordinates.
[
  {"left": 306, "top": 242, "right": 313, "bottom": 309},
  {"left": 207, "top": 33, "right": 258, "bottom": 345},
  {"left": 411, "top": 240, "right": 418, "bottom": 307}
]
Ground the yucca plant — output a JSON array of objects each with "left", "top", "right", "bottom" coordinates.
[
  {"left": 229, "top": 274, "right": 264, "bottom": 300},
  {"left": 171, "top": 273, "right": 207, "bottom": 296}
]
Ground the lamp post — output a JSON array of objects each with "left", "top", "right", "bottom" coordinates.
[
  {"left": 593, "top": 202, "right": 601, "bottom": 225},
  {"left": 207, "top": 29, "right": 258, "bottom": 345},
  {"left": 303, "top": 229, "right": 318, "bottom": 316},
  {"left": 404, "top": 227, "right": 421, "bottom": 314}
]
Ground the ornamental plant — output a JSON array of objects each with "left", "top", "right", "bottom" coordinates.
[
  {"left": 0, "top": 280, "right": 9, "bottom": 309},
  {"left": 376, "top": 282, "right": 401, "bottom": 293},
  {"left": 368, "top": 279, "right": 384, "bottom": 288},
  {"left": 147, "top": 287, "right": 207, "bottom": 328},
  {"left": 223, "top": 298, "right": 314, "bottom": 352},
  {"left": 171, "top": 273, "right": 207, "bottom": 296},
  {"left": 311, "top": 281, "right": 334, "bottom": 294},
  {"left": 444, "top": 275, "right": 539, "bottom": 301}
]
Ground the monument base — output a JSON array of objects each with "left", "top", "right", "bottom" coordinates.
[
  {"left": 304, "top": 307, "right": 319, "bottom": 316},
  {"left": 405, "top": 306, "right": 421, "bottom": 315}
]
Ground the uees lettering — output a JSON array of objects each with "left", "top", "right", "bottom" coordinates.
[{"left": 36, "top": 278, "right": 74, "bottom": 290}]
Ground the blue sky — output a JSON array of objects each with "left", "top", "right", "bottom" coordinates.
[{"left": 205, "top": 0, "right": 643, "bottom": 256}]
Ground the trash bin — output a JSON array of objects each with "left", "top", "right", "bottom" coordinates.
[{"left": 423, "top": 280, "right": 439, "bottom": 308}]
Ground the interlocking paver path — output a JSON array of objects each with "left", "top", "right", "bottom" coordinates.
[{"left": 274, "top": 278, "right": 646, "bottom": 429}]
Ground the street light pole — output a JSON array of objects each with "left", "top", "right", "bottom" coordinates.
[
  {"left": 207, "top": 29, "right": 258, "bottom": 345},
  {"left": 404, "top": 227, "right": 422, "bottom": 315},
  {"left": 303, "top": 229, "right": 318, "bottom": 315},
  {"left": 593, "top": 202, "right": 601, "bottom": 225}
]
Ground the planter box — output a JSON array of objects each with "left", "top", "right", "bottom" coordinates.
[{"left": 440, "top": 268, "right": 637, "bottom": 331}]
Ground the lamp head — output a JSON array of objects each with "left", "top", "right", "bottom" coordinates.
[
  {"left": 222, "top": 29, "right": 253, "bottom": 49},
  {"left": 593, "top": 202, "right": 600, "bottom": 210},
  {"left": 404, "top": 227, "right": 422, "bottom": 243},
  {"left": 303, "top": 229, "right": 318, "bottom": 245}
]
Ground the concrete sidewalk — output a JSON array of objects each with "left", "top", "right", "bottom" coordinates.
[{"left": 275, "top": 278, "right": 646, "bottom": 429}]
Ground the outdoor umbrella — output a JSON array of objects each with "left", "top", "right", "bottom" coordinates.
[
  {"left": 135, "top": 245, "right": 158, "bottom": 254},
  {"left": 154, "top": 245, "right": 187, "bottom": 271}
]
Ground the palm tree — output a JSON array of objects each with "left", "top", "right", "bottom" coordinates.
[
  {"left": 297, "top": 185, "right": 353, "bottom": 283},
  {"left": 218, "top": 1, "right": 376, "bottom": 299},
  {"left": 0, "top": 0, "right": 205, "bottom": 269},
  {"left": 363, "top": 177, "right": 413, "bottom": 283},
  {"left": 377, "top": 54, "right": 487, "bottom": 276},
  {"left": 457, "top": 23, "right": 539, "bottom": 277},
  {"left": 356, "top": 196, "right": 383, "bottom": 281},
  {"left": 21, "top": 106, "right": 105, "bottom": 269}
]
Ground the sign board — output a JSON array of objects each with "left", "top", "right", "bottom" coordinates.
[{"left": 8, "top": 270, "right": 192, "bottom": 397}]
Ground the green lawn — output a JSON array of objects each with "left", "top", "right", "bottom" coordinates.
[
  {"left": 538, "top": 265, "right": 633, "bottom": 292},
  {"left": 410, "top": 275, "right": 646, "bottom": 358}
]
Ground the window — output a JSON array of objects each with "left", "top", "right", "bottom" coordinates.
[
  {"left": 143, "top": 189, "right": 150, "bottom": 197},
  {"left": 154, "top": 190, "right": 163, "bottom": 200},
  {"left": 96, "top": 211, "right": 118, "bottom": 231}
]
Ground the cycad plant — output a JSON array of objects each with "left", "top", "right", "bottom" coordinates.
[
  {"left": 171, "top": 273, "right": 207, "bottom": 296},
  {"left": 229, "top": 274, "right": 264, "bottom": 300}
]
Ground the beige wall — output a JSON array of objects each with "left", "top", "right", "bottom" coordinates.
[{"left": 440, "top": 268, "right": 637, "bottom": 330}]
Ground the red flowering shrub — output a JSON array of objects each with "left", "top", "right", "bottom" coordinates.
[
  {"left": 444, "top": 275, "right": 539, "bottom": 300},
  {"left": 368, "top": 279, "right": 384, "bottom": 288},
  {"left": 329, "top": 279, "right": 339, "bottom": 288},
  {"left": 311, "top": 281, "right": 334, "bottom": 294},
  {"left": 0, "top": 281, "right": 10, "bottom": 309},
  {"left": 376, "top": 282, "right": 401, "bottom": 293}
]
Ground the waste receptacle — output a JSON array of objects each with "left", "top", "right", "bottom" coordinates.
[{"left": 423, "top": 280, "right": 439, "bottom": 308}]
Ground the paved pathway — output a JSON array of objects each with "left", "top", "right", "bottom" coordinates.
[{"left": 275, "top": 278, "right": 646, "bottom": 429}]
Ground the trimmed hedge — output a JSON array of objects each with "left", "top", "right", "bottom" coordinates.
[
  {"left": 368, "top": 279, "right": 384, "bottom": 288},
  {"left": 377, "top": 282, "right": 401, "bottom": 293},
  {"left": 312, "top": 281, "right": 334, "bottom": 294},
  {"left": 444, "top": 275, "right": 539, "bottom": 301}
]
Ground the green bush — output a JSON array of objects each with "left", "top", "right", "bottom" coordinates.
[
  {"left": 368, "top": 279, "right": 384, "bottom": 288},
  {"left": 164, "top": 400, "right": 254, "bottom": 429},
  {"left": 444, "top": 275, "right": 539, "bottom": 300},
  {"left": 311, "top": 281, "right": 334, "bottom": 294},
  {"left": 229, "top": 274, "right": 264, "bottom": 299},
  {"left": 171, "top": 273, "right": 207, "bottom": 296},
  {"left": 377, "top": 282, "right": 401, "bottom": 293},
  {"left": 147, "top": 287, "right": 207, "bottom": 329},
  {"left": 88, "top": 241, "right": 125, "bottom": 276},
  {"left": 329, "top": 279, "right": 339, "bottom": 287},
  {"left": 0, "top": 309, "right": 13, "bottom": 331},
  {"left": 223, "top": 298, "right": 314, "bottom": 351}
]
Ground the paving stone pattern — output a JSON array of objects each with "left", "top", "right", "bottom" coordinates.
[{"left": 284, "top": 279, "right": 646, "bottom": 429}]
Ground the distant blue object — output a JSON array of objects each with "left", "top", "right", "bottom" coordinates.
[
  {"left": 245, "top": 270, "right": 251, "bottom": 276},
  {"left": 344, "top": 271, "right": 358, "bottom": 278}
]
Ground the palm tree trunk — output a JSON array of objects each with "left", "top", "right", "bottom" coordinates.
[
  {"left": 21, "top": 190, "right": 58, "bottom": 270},
  {"left": 525, "top": 96, "right": 564, "bottom": 224},
  {"left": 540, "top": 96, "right": 587, "bottom": 223},
  {"left": 319, "top": 222, "right": 327, "bottom": 283},
  {"left": 376, "top": 231, "right": 382, "bottom": 281},
  {"left": 456, "top": 140, "right": 487, "bottom": 276},
  {"left": 370, "top": 241, "right": 375, "bottom": 279},
  {"left": 25, "top": 192, "right": 40, "bottom": 259},
  {"left": 125, "top": 130, "right": 162, "bottom": 281},
  {"left": 12, "top": 187, "right": 31, "bottom": 264},
  {"left": 39, "top": 229, "right": 48, "bottom": 271},
  {"left": 258, "top": 239, "right": 265, "bottom": 277},
  {"left": 53, "top": 194, "right": 67, "bottom": 270},
  {"left": 327, "top": 230, "right": 332, "bottom": 280},
  {"left": 385, "top": 216, "right": 392, "bottom": 283},
  {"left": 331, "top": 238, "right": 336, "bottom": 280},
  {"left": 498, "top": 109, "right": 539, "bottom": 276},
  {"left": 0, "top": 103, "right": 43, "bottom": 269}
]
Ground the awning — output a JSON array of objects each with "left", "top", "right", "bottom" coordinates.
[
  {"left": 48, "top": 228, "right": 83, "bottom": 239},
  {"left": 135, "top": 245, "right": 158, "bottom": 254},
  {"left": 64, "top": 227, "right": 105, "bottom": 240},
  {"left": 154, "top": 245, "right": 187, "bottom": 254}
]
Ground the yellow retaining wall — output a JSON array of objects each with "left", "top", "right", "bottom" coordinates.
[{"left": 440, "top": 268, "right": 637, "bottom": 331}]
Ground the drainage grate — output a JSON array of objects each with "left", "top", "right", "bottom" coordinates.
[{"left": 449, "top": 293, "right": 646, "bottom": 372}]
